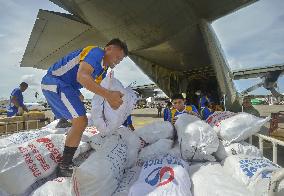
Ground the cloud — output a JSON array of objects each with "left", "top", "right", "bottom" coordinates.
[
  {"left": 21, "top": 74, "right": 41, "bottom": 87},
  {"left": 213, "top": 0, "right": 284, "bottom": 70},
  {"left": 112, "top": 57, "right": 153, "bottom": 87}
]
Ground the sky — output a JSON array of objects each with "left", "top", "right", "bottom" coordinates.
[{"left": 0, "top": 0, "right": 283, "bottom": 102}]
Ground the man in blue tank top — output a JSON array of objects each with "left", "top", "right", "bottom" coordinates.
[
  {"left": 7, "top": 82, "right": 29, "bottom": 117},
  {"left": 41, "top": 38, "right": 128, "bottom": 177}
]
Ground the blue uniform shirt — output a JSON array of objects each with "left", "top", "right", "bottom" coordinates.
[
  {"left": 201, "top": 107, "right": 213, "bottom": 120},
  {"left": 167, "top": 105, "right": 199, "bottom": 123},
  {"left": 47, "top": 46, "right": 107, "bottom": 90},
  {"left": 163, "top": 108, "right": 170, "bottom": 121},
  {"left": 199, "top": 96, "right": 210, "bottom": 108},
  {"left": 7, "top": 88, "right": 24, "bottom": 117},
  {"left": 41, "top": 46, "right": 108, "bottom": 120},
  {"left": 123, "top": 115, "right": 133, "bottom": 127}
]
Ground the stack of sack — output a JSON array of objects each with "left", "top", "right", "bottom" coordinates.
[
  {"left": 206, "top": 111, "right": 270, "bottom": 161},
  {"left": 1, "top": 69, "right": 283, "bottom": 196}
]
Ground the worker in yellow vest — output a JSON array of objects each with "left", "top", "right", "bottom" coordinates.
[{"left": 167, "top": 94, "right": 199, "bottom": 124}]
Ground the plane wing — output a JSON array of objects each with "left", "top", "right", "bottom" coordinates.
[
  {"left": 21, "top": 0, "right": 258, "bottom": 110},
  {"left": 232, "top": 64, "right": 284, "bottom": 80}
]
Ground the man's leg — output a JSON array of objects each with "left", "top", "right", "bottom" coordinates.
[{"left": 58, "top": 115, "right": 87, "bottom": 177}]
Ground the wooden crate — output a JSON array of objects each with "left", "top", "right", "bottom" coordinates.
[
  {"left": 23, "top": 111, "right": 45, "bottom": 121},
  {"left": 0, "top": 116, "right": 24, "bottom": 123},
  {"left": 25, "top": 121, "right": 46, "bottom": 130},
  {"left": 0, "top": 122, "right": 25, "bottom": 134}
]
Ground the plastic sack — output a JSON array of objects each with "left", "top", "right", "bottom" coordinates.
[
  {"left": 206, "top": 112, "right": 270, "bottom": 144},
  {"left": 223, "top": 155, "right": 281, "bottom": 189},
  {"left": 138, "top": 139, "right": 173, "bottom": 162},
  {"left": 71, "top": 134, "right": 128, "bottom": 196},
  {"left": 214, "top": 141, "right": 262, "bottom": 161},
  {"left": 116, "top": 127, "right": 141, "bottom": 168},
  {"left": 0, "top": 134, "right": 89, "bottom": 195},
  {"left": 175, "top": 114, "right": 219, "bottom": 161},
  {"left": 81, "top": 126, "right": 100, "bottom": 143},
  {"left": 112, "top": 166, "right": 141, "bottom": 196},
  {"left": 31, "top": 177, "right": 71, "bottom": 196},
  {"left": 0, "top": 129, "right": 51, "bottom": 149},
  {"left": 129, "top": 154, "right": 192, "bottom": 196},
  {"left": 134, "top": 121, "right": 174, "bottom": 144},
  {"left": 91, "top": 71, "right": 137, "bottom": 134},
  {"left": 189, "top": 162, "right": 253, "bottom": 196}
]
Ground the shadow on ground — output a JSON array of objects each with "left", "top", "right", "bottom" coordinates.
[{"left": 131, "top": 113, "right": 162, "bottom": 118}]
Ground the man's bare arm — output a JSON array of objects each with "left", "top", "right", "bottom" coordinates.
[{"left": 77, "top": 61, "right": 123, "bottom": 109}]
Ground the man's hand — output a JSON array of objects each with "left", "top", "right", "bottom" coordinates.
[{"left": 105, "top": 91, "right": 123, "bottom": 110}]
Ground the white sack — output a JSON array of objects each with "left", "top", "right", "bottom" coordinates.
[
  {"left": 206, "top": 112, "right": 270, "bottom": 144},
  {"left": 91, "top": 71, "right": 137, "bottom": 134},
  {"left": 0, "top": 134, "right": 89, "bottom": 195},
  {"left": 175, "top": 114, "right": 219, "bottom": 161},
  {"left": 129, "top": 154, "right": 192, "bottom": 196},
  {"left": 31, "top": 177, "right": 71, "bottom": 196},
  {"left": 117, "top": 127, "right": 141, "bottom": 168},
  {"left": 0, "top": 129, "right": 51, "bottom": 149},
  {"left": 112, "top": 166, "right": 141, "bottom": 196},
  {"left": 138, "top": 139, "right": 173, "bottom": 162},
  {"left": 81, "top": 126, "right": 100, "bottom": 143},
  {"left": 223, "top": 155, "right": 281, "bottom": 190},
  {"left": 134, "top": 121, "right": 174, "bottom": 144},
  {"left": 214, "top": 141, "right": 262, "bottom": 161},
  {"left": 71, "top": 134, "right": 128, "bottom": 196},
  {"left": 189, "top": 162, "right": 253, "bottom": 196}
]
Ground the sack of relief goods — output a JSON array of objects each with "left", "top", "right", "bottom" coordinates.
[
  {"left": 189, "top": 162, "right": 253, "bottom": 196},
  {"left": 81, "top": 126, "right": 100, "bottom": 143},
  {"left": 128, "top": 154, "right": 192, "bottom": 196},
  {"left": 91, "top": 71, "right": 137, "bottom": 134},
  {"left": 138, "top": 139, "right": 173, "bottom": 162},
  {"left": 31, "top": 177, "right": 71, "bottom": 196},
  {"left": 71, "top": 134, "right": 128, "bottom": 196},
  {"left": 89, "top": 127, "right": 141, "bottom": 168},
  {"left": 206, "top": 111, "right": 270, "bottom": 144},
  {"left": 175, "top": 114, "right": 219, "bottom": 161},
  {"left": 112, "top": 166, "right": 141, "bottom": 196},
  {"left": 117, "top": 127, "right": 141, "bottom": 168},
  {"left": 134, "top": 121, "right": 174, "bottom": 144},
  {"left": 214, "top": 140, "right": 262, "bottom": 161},
  {"left": 0, "top": 134, "right": 89, "bottom": 195},
  {"left": 223, "top": 155, "right": 282, "bottom": 194},
  {"left": 0, "top": 129, "right": 51, "bottom": 149}
]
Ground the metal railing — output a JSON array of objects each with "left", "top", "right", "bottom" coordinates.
[
  {"left": 249, "top": 133, "right": 284, "bottom": 164},
  {"left": 249, "top": 133, "right": 284, "bottom": 195}
]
